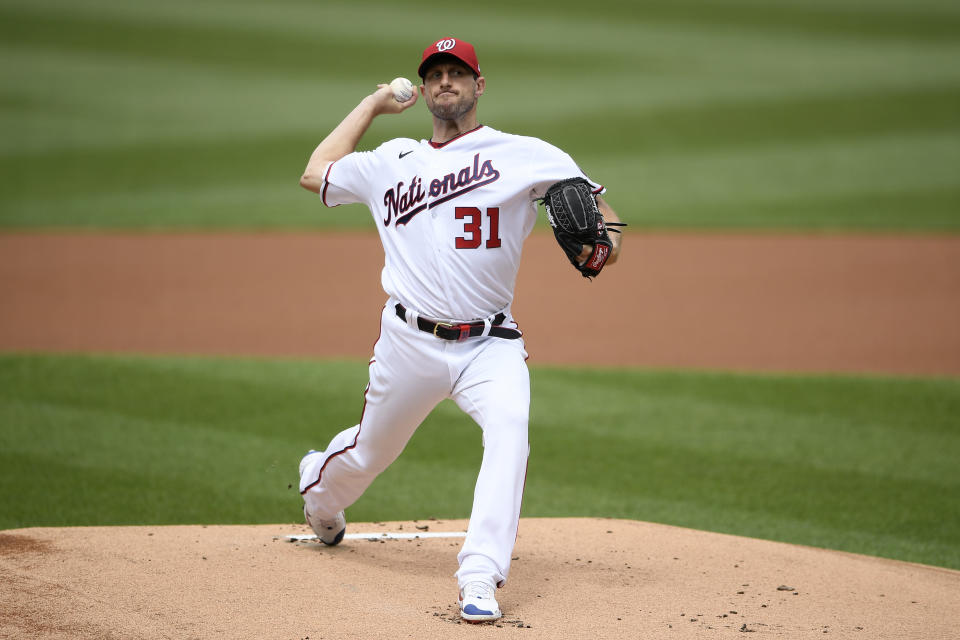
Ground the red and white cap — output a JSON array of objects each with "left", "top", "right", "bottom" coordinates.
[{"left": 418, "top": 37, "right": 481, "bottom": 79}]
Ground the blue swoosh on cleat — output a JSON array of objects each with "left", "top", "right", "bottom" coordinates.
[{"left": 463, "top": 604, "right": 494, "bottom": 616}]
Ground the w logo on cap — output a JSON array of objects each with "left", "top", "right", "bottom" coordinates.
[{"left": 419, "top": 37, "right": 480, "bottom": 78}]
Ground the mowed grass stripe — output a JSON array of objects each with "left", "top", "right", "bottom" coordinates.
[
  {"left": 1, "top": 0, "right": 958, "bottom": 230},
  {"left": 6, "top": 86, "right": 956, "bottom": 197},
  {"left": 631, "top": 185, "right": 960, "bottom": 231},
  {"left": 7, "top": 83, "right": 958, "bottom": 187},
  {"left": 2, "top": 103, "right": 957, "bottom": 229},
  {"left": 606, "top": 0, "right": 960, "bottom": 42},
  {"left": 1, "top": 353, "right": 957, "bottom": 569},
  {"left": 587, "top": 132, "right": 960, "bottom": 230},
  {"left": 5, "top": 135, "right": 957, "bottom": 230},
  {"left": 537, "top": 86, "right": 960, "bottom": 153},
  {"left": 0, "top": 5, "right": 602, "bottom": 77},
  {"left": 5, "top": 0, "right": 960, "bottom": 44}
]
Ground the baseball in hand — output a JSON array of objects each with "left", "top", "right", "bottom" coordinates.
[{"left": 390, "top": 77, "right": 414, "bottom": 102}]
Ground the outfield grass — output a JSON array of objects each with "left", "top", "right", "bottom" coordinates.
[
  {"left": 1, "top": 0, "right": 958, "bottom": 231},
  {"left": 1, "top": 353, "right": 957, "bottom": 570}
]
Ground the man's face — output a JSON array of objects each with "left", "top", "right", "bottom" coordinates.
[{"left": 420, "top": 60, "right": 485, "bottom": 121}]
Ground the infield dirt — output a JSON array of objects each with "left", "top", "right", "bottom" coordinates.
[
  {"left": 2, "top": 518, "right": 958, "bottom": 640},
  {"left": 1, "top": 231, "right": 959, "bottom": 374}
]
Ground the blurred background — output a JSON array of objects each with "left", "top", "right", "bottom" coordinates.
[{"left": 1, "top": 0, "right": 958, "bottom": 231}]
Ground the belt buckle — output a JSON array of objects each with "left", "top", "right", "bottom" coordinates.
[
  {"left": 432, "top": 321, "right": 471, "bottom": 341},
  {"left": 433, "top": 321, "right": 454, "bottom": 338}
]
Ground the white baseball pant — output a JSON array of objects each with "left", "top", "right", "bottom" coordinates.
[{"left": 299, "top": 301, "right": 530, "bottom": 589}]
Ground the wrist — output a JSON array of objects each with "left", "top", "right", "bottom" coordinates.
[
  {"left": 364, "top": 85, "right": 399, "bottom": 116},
  {"left": 359, "top": 93, "right": 383, "bottom": 117}
]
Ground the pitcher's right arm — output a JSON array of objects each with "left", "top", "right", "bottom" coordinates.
[{"left": 299, "top": 85, "right": 418, "bottom": 194}]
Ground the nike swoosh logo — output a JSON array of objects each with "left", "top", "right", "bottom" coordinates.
[{"left": 399, "top": 150, "right": 414, "bottom": 159}]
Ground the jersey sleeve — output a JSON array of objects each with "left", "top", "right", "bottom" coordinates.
[
  {"left": 318, "top": 149, "right": 382, "bottom": 208},
  {"left": 527, "top": 139, "right": 605, "bottom": 200}
]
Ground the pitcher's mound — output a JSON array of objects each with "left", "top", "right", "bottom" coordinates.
[{"left": 1, "top": 518, "right": 956, "bottom": 639}]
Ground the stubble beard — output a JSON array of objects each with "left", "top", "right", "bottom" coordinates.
[{"left": 427, "top": 92, "right": 477, "bottom": 121}]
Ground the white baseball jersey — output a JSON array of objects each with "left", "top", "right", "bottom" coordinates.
[{"left": 319, "top": 125, "right": 603, "bottom": 321}]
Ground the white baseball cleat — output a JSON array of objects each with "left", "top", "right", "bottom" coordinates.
[
  {"left": 459, "top": 581, "right": 502, "bottom": 622},
  {"left": 303, "top": 506, "right": 346, "bottom": 546}
]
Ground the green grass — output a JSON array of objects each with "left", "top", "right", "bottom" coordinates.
[
  {"left": 1, "top": 0, "right": 959, "bottom": 231},
  {"left": 1, "top": 353, "right": 958, "bottom": 570}
]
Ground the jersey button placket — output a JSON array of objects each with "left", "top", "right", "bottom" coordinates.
[
  {"left": 427, "top": 153, "right": 457, "bottom": 318},
  {"left": 430, "top": 202, "right": 456, "bottom": 317}
]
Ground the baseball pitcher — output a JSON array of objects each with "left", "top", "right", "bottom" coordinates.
[{"left": 298, "top": 37, "right": 623, "bottom": 622}]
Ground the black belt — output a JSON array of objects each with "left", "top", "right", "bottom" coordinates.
[{"left": 395, "top": 303, "right": 521, "bottom": 341}]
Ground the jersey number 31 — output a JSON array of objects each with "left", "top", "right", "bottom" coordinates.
[{"left": 455, "top": 207, "right": 501, "bottom": 249}]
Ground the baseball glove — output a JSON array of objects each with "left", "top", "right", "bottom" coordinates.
[{"left": 542, "top": 178, "right": 624, "bottom": 278}]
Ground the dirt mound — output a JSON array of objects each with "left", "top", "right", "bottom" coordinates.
[{"left": 1, "top": 518, "right": 956, "bottom": 639}]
